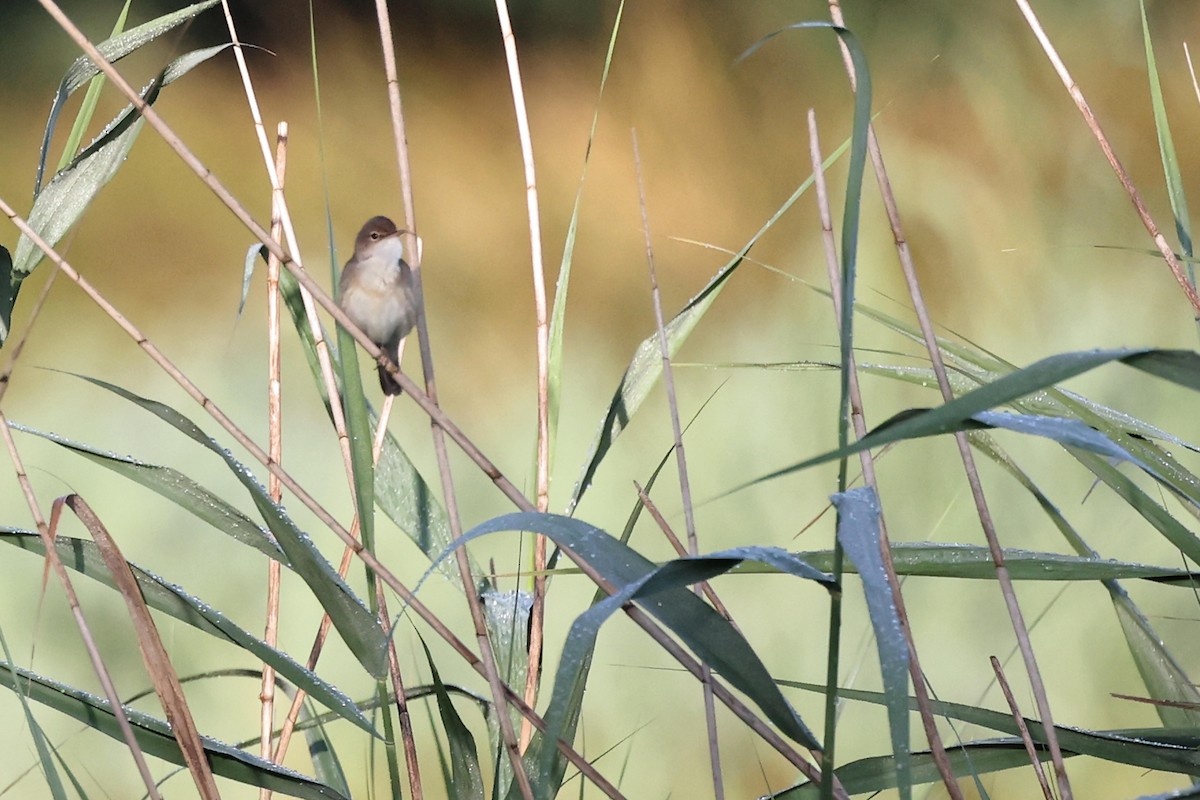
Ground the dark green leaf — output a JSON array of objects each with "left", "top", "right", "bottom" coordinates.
[
  {"left": 0, "top": 529, "right": 375, "bottom": 736},
  {"left": 69, "top": 374, "right": 389, "bottom": 678},
  {"left": 0, "top": 661, "right": 349, "bottom": 800},
  {"left": 729, "top": 348, "right": 1172, "bottom": 493},
  {"left": 13, "top": 422, "right": 285, "bottom": 563},
  {"left": 420, "top": 510, "right": 835, "bottom": 794},
  {"left": 36, "top": 0, "right": 220, "bottom": 192},
  {"left": 9, "top": 42, "right": 230, "bottom": 344},
  {"left": 420, "top": 637, "right": 485, "bottom": 800},
  {"left": 832, "top": 488, "right": 910, "bottom": 798}
]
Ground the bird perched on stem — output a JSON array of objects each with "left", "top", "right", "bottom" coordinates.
[{"left": 338, "top": 215, "right": 419, "bottom": 395}]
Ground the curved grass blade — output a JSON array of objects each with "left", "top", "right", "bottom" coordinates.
[
  {"left": 9, "top": 43, "right": 230, "bottom": 344},
  {"left": 35, "top": 0, "right": 219, "bottom": 193},
  {"left": 768, "top": 740, "right": 1060, "bottom": 798},
  {"left": 0, "top": 529, "right": 375, "bottom": 736},
  {"left": 0, "top": 661, "right": 349, "bottom": 800},
  {"left": 0, "top": 626, "right": 68, "bottom": 800},
  {"left": 726, "top": 347, "right": 1197, "bottom": 493},
  {"left": 781, "top": 542, "right": 1200, "bottom": 585},
  {"left": 1139, "top": 0, "right": 1195, "bottom": 291},
  {"left": 419, "top": 511, "right": 835, "bottom": 791},
  {"left": 832, "top": 488, "right": 910, "bottom": 799},
  {"left": 69, "top": 374, "right": 389, "bottom": 678},
  {"left": 743, "top": 21, "right": 872, "bottom": 452},
  {"left": 781, "top": 680, "right": 1200, "bottom": 778},
  {"left": 12, "top": 422, "right": 286, "bottom": 563},
  {"left": 420, "top": 636, "right": 485, "bottom": 800},
  {"left": 547, "top": 0, "right": 626, "bottom": 476}
]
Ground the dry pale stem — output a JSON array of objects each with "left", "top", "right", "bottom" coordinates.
[
  {"left": 1014, "top": 0, "right": 1200, "bottom": 317},
  {"left": 491, "top": 0, "right": 552, "bottom": 752},
  {"left": 68, "top": 494, "right": 220, "bottom": 799},
  {"left": 259, "top": 122, "right": 289, "bottom": 800},
  {"left": 990, "top": 656, "right": 1054, "bottom": 800}
]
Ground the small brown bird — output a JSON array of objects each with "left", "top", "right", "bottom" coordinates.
[{"left": 338, "top": 216, "right": 419, "bottom": 395}]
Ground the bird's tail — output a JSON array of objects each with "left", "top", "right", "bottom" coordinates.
[{"left": 378, "top": 364, "right": 402, "bottom": 396}]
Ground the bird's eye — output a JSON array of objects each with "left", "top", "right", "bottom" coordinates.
[{"left": 370, "top": 231, "right": 381, "bottom": 240}]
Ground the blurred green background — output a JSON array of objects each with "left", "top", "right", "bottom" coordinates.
[{"left": 4, "top": 1, "right": 1200, "bottom": 797}]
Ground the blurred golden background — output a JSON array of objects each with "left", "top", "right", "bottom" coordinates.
[{"left": 5, "top": 1, "right": 1200, "bottom": 797}]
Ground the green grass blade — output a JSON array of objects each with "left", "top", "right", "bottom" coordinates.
[
  {"left": 420, "top": 636, "right": 485, "bottom": 800},
  {"left": 69, "top": 374, "right": 389, "bottom": 679},
  {"left": 832, "top": 488, "right": 910, "bottom": 799},
  {"left": 334, "top": 304, "right": 376, "bottom": 554},
  {"left": 423, "top": 511, "right": 836, "bottom": 777},
  {"left": 768, "top": 742, "right": 1059, "bottom": 798},
  {"left": 0, "top": 529, "right": 376, "bottom": 737},
  {"left": 13, "top": 422, "right": 286, "bottom": 562},
  {"left": 785, "top": 541, "right": 1200, "bottom": 585},
  {"left": 727, "top": 347, "right": 1166, "bottom": 492},
  {"left": 35, "top": 0, "right": 220, "bottom": 193},
  {"left": 0, "top": 661, "right": 350, "bottom": 800},
  {"left": 276, "top": 266, "right": 464, "bottom": 585},
  {"left": 10, "top": 43, "right": 231, "bottom": 344},
  {"left": 54, "top": 0, "right": 133, "bottom": 179},
  {"left": 547, "top": 0, "right": 626, "bottom": 483},
  {"left": 1139, "top": 0, "right": 1195, "bottom": 288},
  {"left": 781, "top": 680, "right": 1200, "bottom": 774},
  {"left": 0, "top": 625, "right": 68, "bottom": 800}
]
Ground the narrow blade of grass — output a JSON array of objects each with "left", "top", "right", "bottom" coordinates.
[
  {"left": 54, "top": 1, "right": 133, "bottom": 178},
  {"left": 70, "top": 374, "right": 389, "bottom": 679},
  {"left": 277, "top": 265, "right": 465, "bottom": 583},
  {"left": 832, "top": 488, "right": 910, "bottom": 798},
  {"left": 35, "top": 0, "right": 220, "bottom": 192},
  {"left": 1139, "top": 0, "right": 1195, "bottom": 289},
  {"left": 12, "top": 422, "right": 286, "bottom": 562},
  {"left": 0, "top": 625, "right": 68, "bottom": 800},
  {"left": 420, "top": 636, "right": 486, "bottom": 800},
  {"left": 0, "top": 529, "right": 376, "bottom": 736},
  {"left": 0, "top": 661, "right": 350, "bottom": 800},
  {"left": 420, "top": 511, "right": 836, "bottom": 777}
]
